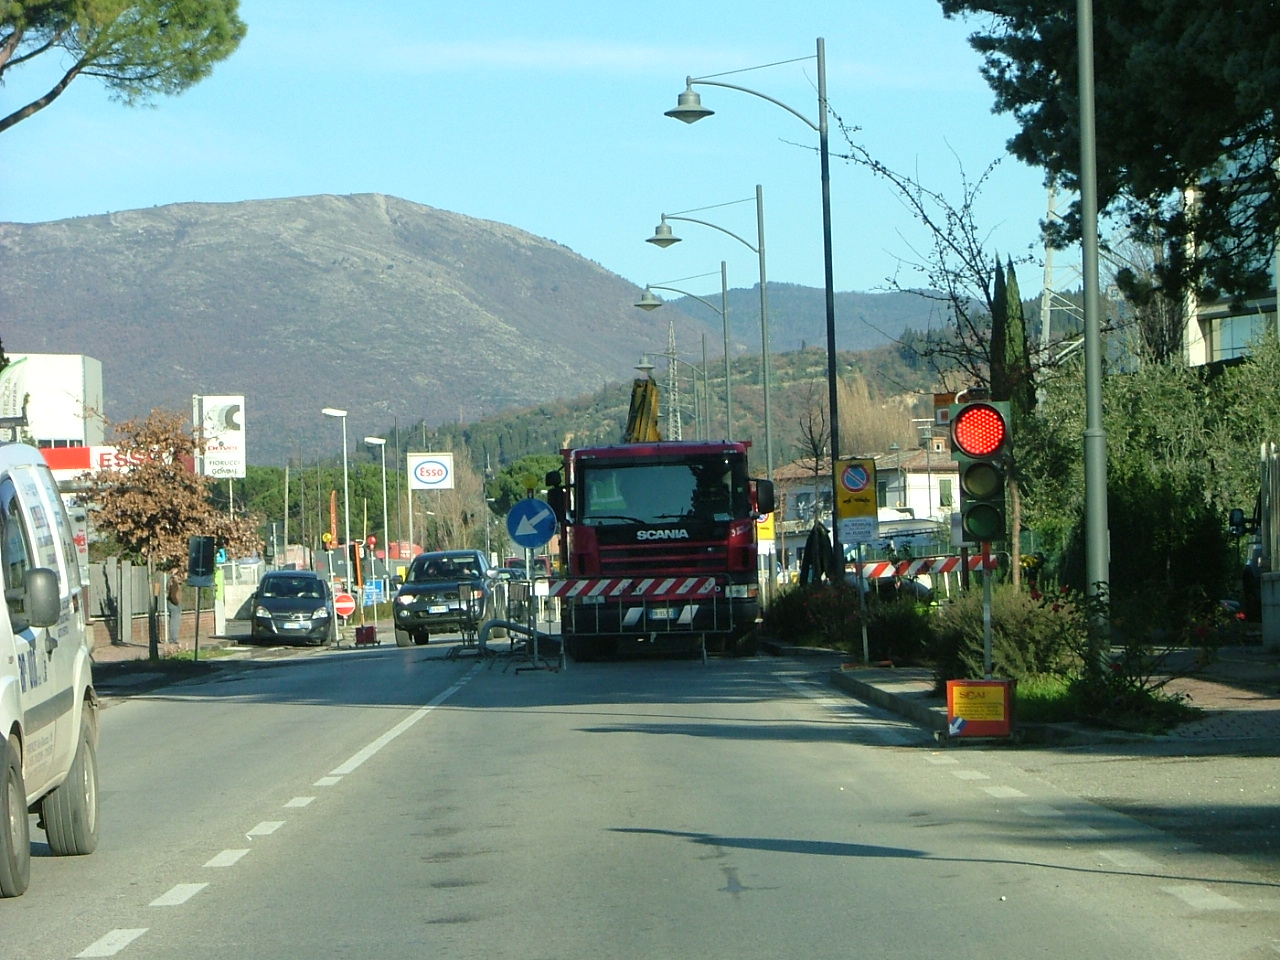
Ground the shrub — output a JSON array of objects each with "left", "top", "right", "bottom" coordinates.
[
  {"left": 762, "top": 581, "right": 933, "bottom": 664},
  {"left": 927, "top": 582, "right": 1085, "bottom": 692}
]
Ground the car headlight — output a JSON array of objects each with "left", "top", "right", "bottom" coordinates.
[
  {"left": 254, "top": 605, "right": 271, "bottom": 618},
  {"left": 396, "top": 594, "right": 415, "bottom": 606},
  {"left": 312, "top": 605, "right": 330, "bottom": 619}
]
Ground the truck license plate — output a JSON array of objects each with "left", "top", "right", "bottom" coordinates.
[{"left": 647, "top": 607, "right": 675, "bottom": 621}]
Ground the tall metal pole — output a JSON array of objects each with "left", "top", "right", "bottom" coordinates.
[
  {"left": 701, "top": 332, "right": 709, "bottom": 441},
  {"left": 721, "top": 260, "right": 732, "bottom": 440},
  {"left": 816, "top": 37, "right": 843, "bottom": 577},
  {"left": 1078, "top": 0, "right": 1110, "bottom": 642},
  {"left": 756, "top": 184, "right": 774, "bottom": 483}
]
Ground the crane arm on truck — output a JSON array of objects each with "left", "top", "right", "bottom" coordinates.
[{"left": 623, "top": 377, "right": 661, "bottom": 444}]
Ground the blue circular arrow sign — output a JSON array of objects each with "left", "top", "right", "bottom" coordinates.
[{"left": 507, "top": 497, "right": 558, "bottom": 549}]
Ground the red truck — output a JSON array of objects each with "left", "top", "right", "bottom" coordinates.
[{"left": 547, "top": 439, "right": 775, "bottom": 659}]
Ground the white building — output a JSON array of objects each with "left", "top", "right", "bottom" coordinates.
[{"left": 0, "top": 353, "right": 104, "bottom": 446}]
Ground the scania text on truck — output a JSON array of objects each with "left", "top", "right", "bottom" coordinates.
[{"left": 548, "top": 439, "right": 774, "bottom": 659}]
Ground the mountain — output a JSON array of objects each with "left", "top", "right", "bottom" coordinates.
[{"left": 0, "top": 194, "right": 932, "bottom": 464}]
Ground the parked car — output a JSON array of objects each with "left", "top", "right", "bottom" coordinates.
[
  {"left": 393, "top": 549, "right": 499, "bottom": 646},
  {"left": 250, "top": 570, "right": 337, "bottom": 645}
]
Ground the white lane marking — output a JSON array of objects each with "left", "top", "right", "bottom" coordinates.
[
  {"left": 778, "top": 676, "right": 918, "bottom": 745},
  {"left": 204, "top": 849, "right": 249, "bottom": 868},
  {"left": 314, "top": 776, "right": 342, "bottom": 786},
  {"left": 1055, "top": 825, "right": 1104, "bottom": 839},
  {"left": 981, "top": 785, "right": 1028, "bottom": 799},
  {"left": 77, "top": 929, "right": 149, "bottom": 957},
  {"left": 284, "top": 796, "right": 315, "bottom": 807},
  {"left": 149, "top": 883, "right": 208, "bottom": 907},
  {"left": 330, "top": 666, "right": 478, "bottom": 776},
  {"left": 1016, "top": 803, "right": 1065, "bottom": 818},
  {"left": 1100, "top": 849, "right": 1164, "bottom": 871},
  {"left": 925, "top": 755, "right": 960, "bottom": 765},
  {"left": 247, "top": 820, "right": 284, "bottom": 837},
  {"left": 950, "top": 769, "right": 991, "bottom": 781},
  {"left": 1161, "top": 884, "right": 1244, "bottom": 910}
]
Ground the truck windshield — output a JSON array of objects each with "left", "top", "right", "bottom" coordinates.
[{"left": 578, "top": 455, "right": 750, "bottom": 526}]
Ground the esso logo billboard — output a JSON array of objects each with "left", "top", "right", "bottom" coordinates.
[{"left": 407, "top": 452, "right": 454, "bottom": 490}]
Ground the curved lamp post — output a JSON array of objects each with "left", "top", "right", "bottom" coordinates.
[
  {"left": 364, "top": 436, "right": 389, "bottom": 579},
  {"left": 321, "top": 407, "right": 351, "bottom": 591},
  {"left": 666, "top": 37, "right": 842, "bottom": 575},
  {"left": 635, "top": 265, "right": 732, "bottom": 439},
  {"left": 647, "top": 184, "right": 773, "bottom": 481}
]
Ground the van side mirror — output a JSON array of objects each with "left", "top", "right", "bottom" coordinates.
[
  {"left": 26, "top": 567, "right": 61, "bottom": 628},
  {"left": 755, "top": 479, "right": 776, "bottom": 516}
]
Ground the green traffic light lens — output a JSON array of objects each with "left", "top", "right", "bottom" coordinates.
[{"left": 963, "top": 504, "right": 1004, "bottom": 540}]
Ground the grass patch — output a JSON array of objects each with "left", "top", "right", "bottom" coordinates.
[{"left": 1013, "top": 674, "right": 1076, "bottom": 724}]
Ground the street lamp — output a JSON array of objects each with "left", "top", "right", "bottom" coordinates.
[
  {"left": 647, "top": 184, "right": 773, "bottom": 481},
  {"left": 667, "top": 37, "right": 842, "bottom": 575},
  {"left": 364, "top": 436, "right": 389, "bottom": 580},
  {"left": 321, "top": 408, "right": 351, "bottom": 594},
  {"left": 636, "top": 264, "right": 732, "bottom": 439}
]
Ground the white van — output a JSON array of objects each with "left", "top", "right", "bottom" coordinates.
[{"left": 0, "top": 441, "right": 98, "bottom": 897}]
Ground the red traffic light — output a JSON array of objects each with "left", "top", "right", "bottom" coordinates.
[{"left": 952, "top": 403, "right": 1008, "bottom": 458}]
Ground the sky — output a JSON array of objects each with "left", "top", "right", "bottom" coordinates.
[{"left": 1, "top": 0, "right": 1055, "bottom": 302}]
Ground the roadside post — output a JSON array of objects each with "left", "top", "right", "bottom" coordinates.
[
  {"left": 506, "top": 496, "right": 559, "bottom": 671},
  {"left": 835, "top": 457, "right": 877, "bottom": 663}
]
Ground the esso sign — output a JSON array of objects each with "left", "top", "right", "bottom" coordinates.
[{"left": 408, "top": 452, "right": 454, "bottom": 490}]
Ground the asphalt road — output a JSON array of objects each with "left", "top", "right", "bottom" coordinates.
[{"left": 5, "top": 643, "right": 1280, "bottom": 959}]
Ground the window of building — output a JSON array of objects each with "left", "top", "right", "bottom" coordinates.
[{"left": 939, "top": 478, "right": 953, "bottom": 508}]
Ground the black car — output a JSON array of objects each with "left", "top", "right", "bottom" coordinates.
[
  {"left": 393, "top": 549, "right": 498, "bottom": 646},
  {"left": 250, "top": 571, "right": 337, "bottom": 645}
]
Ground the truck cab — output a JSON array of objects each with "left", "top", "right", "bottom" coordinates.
[{"left": 0, "top": 441, "right": 99, "bottom": 898}]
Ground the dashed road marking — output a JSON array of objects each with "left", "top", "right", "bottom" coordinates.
[
  {"left": 981, "top": 785, "right": 1028, "bottom": 799},
  {"left": 149, "top": 883, "right": 208, "bottom": 907},
  {"left": 1161, "top": 884, "right": 1244, "bottom": 910},
  {"left": 925, "top": 755, "right": 959, "bottom": 765},
  {"left": 1100, "top": 849, "right": 1164, "bottom": 871},
  {"left": 1016, "top": 803, "right": 1065, "bottom": 818},
  {"left": 314, "top": 776, "right": 342, "bottom": 786},
  {"left": 77, "top": 929, "right": 149, "bottom": 957},
  {"left": 204, "top": 849, "right": 249, "bottom": 868},
  {"left": 284, "top": 796, "right": 315, "bottom": 807},
  {"left": 777, "top": 676, "right": 922, "bottom": 745},
  {"left": 950, "top": 769, "right": 991, "bottom": 781},
  {"left": 247, "top": 820, "right": 284, "bottom": 837}
]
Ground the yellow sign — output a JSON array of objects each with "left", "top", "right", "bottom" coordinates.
[
  {"left": 756, "top": 511, "right": 775, "bottom": 543},
  {"left": 835, "top": 457, "right": 877, "bottom": 520},
  {"left": 952, "top": 686, "right": 1007, "bottom": 721}
]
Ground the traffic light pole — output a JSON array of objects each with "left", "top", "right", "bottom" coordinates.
[{"left": 982, "top": 541, "right": 993, "bottom": 678}]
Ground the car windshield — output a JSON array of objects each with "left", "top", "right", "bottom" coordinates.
[
  {"left": 261, "top": 577, "right": 323, "bottom": 599},
  {"left": 578, "top": 454, "right": 750, "bottom": 526},
  {"left": 411, "top": 556, "right": 481, "bottom": 581}
]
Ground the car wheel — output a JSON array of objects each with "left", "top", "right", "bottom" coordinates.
[
  {"left": 413, "top": 631, "right": 430, "bottom": 646},
  {"left": 394, "top": 627, "right": 413, "bottom": 648},
  {"left": 41, "top": 712, "right": 99, "bottom": 857},
  {"left": 0, "top": 738, "right": 31, "bottom": 898}
]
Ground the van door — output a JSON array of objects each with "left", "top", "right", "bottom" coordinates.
[{"left": 0, "top": 473, "right": 63, "bottom": 795}]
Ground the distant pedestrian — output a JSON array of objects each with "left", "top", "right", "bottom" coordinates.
[{"left": 167, "top": 573, "right": 183, "bottom": 644}]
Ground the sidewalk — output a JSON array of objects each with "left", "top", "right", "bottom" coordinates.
[{"left": 772, "top": 641, "right": 1280, "bottom": 747}]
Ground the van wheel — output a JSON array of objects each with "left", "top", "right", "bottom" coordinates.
[
  {"left": 1, "top": 739, "right": 30, "bottom": 897},
  {"left": 41, "top": 714, "right": 99, "bottom": 857}
]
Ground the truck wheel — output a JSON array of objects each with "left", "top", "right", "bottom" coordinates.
[
  {"left": 1, "top": 739, "right": 30, "bottom": 897},
  {"left": 41, "top": 713, "right": 99, "bottom": 856}
]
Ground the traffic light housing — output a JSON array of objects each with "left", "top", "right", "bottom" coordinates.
[{"left": 950, "top": 400, "right": 1012, "bottom": 542}]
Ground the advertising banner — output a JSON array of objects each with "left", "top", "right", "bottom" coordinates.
[
  {"left": 407, "top": 452, "right": 454, "bottom": 490},
  {"left": 193, "top": 395, "right": 246, "bottom": 479}
]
